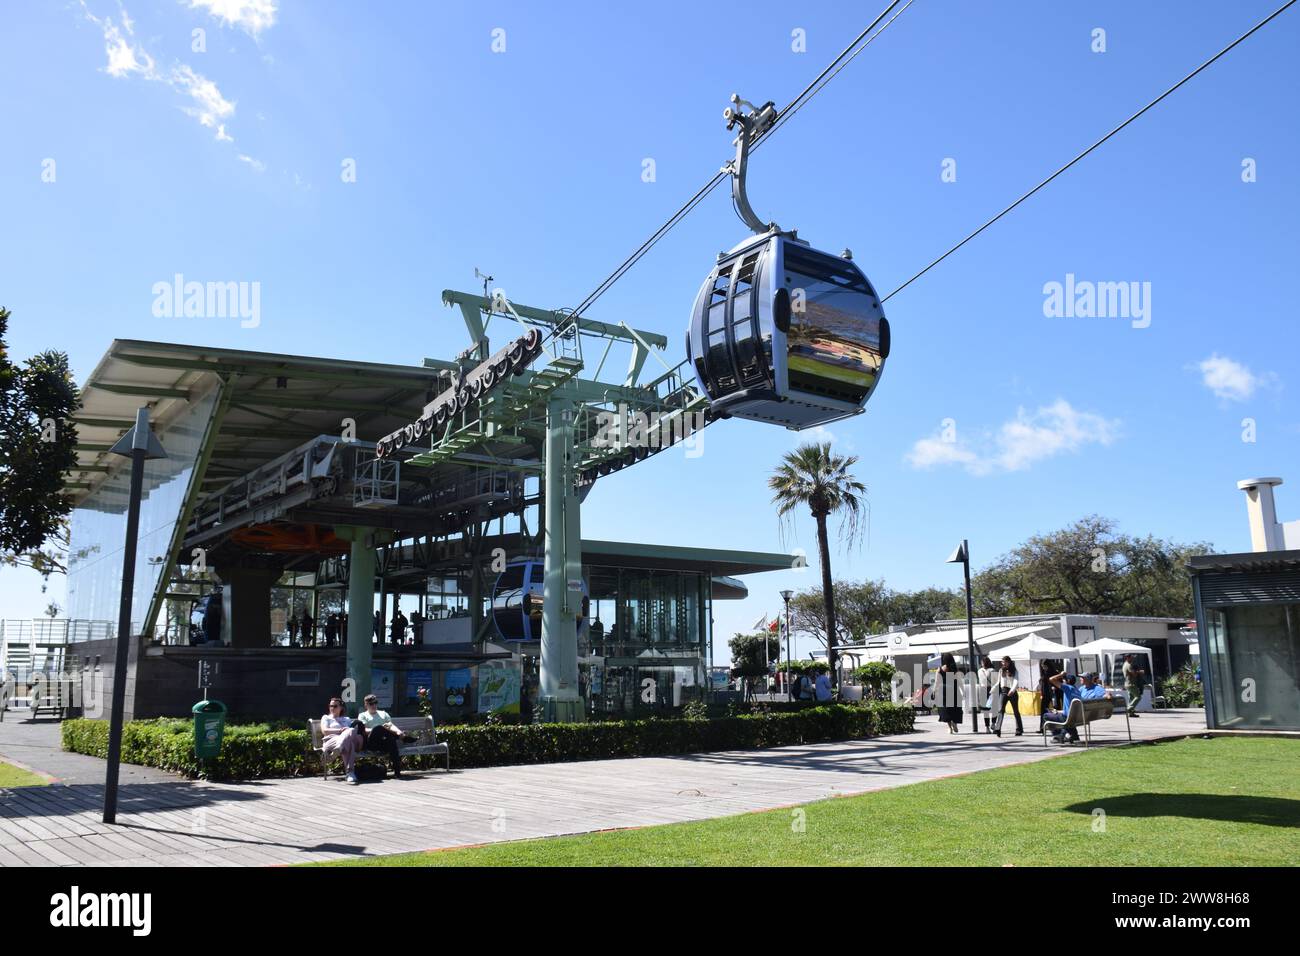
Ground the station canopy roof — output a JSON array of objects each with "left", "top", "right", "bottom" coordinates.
[
  {"left": 580, "top": 540, "right": 794, "bottom": 578},
  {"left": 67, "top": 339, "right": 443, "bottom": 505}
]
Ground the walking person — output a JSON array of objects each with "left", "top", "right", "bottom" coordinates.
[
  {"left": 977, "top": 655, "right": 998, "bottom": 732},
  {"left": 1037, "top": 661, "right": 1057, "bottom": 733},
  {"left": 1122, "top": 653, "right": 1147, "bottom": 718},
  {"left": 300, "top": 608, "right": 315, "bottom": 647},
  {"left": 991, "top": 656, "right": 1023, "bottom": 737},
  {"left": 373, "top": 609, "right": 384, "bottom": 644},
  {"left": 934, "top": 652, "right": 964, "bottom": 733}
]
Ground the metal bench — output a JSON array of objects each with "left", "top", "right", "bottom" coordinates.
[
  {"left": 1041, "top": 697, "right": 1132, "bottom": 748},
  {"left": 308, "top": 715, "right": 450, "bottom": 778}
]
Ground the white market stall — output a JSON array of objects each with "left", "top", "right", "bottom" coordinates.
[
  {"left": 1074, "top": 637, "right": 1156, "bottom": 711},
  {"left": 992, "top": 633, "right": 1082, "bottom": 717}
]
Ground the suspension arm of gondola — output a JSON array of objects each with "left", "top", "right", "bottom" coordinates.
[{"left": 723, "top": 94, "right": 781, "bottom": 236}]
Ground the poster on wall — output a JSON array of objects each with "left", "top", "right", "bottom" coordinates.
[
  {"left": 445, "top": 668, "right": 472, "bottom": 707},
  {"left": 405, "top": 669, "right": 433, "bottom": 704},
  {"left": 477, "top": 660, "right": 521, "bottom": 715},
  {"left": 371, "top": 668, "right": 395, "bottom": 709}
]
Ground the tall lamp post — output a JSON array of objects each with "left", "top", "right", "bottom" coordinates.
[
  {"left": 780, "top": 589, "right": 794, "bottom": 701},
  {"left": 946, "top": 539, "right": 980, "bottom": 734},
  {"left": 103, "top": 407, "right": 166, "bottom": 824}
]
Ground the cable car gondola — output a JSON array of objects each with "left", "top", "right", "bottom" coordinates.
[
  {"left": 686, "top": 95, "right": 890, "bottom": 430},
  {"left": 490, "top": 559, "right": 588, "bottom": 643}
]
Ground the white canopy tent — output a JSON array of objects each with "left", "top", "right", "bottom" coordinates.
[
  {"left": 1074, "top": 637, "right": 1156, "bottom": 710},
  {"left": 998, "top": 633, "right": 1081, "bottom": 661},
  {"left": 1073, "top": 637, "right": 1153, "bottom": 667},
  {"left": 991, "top": 634, "right": 1081, "bottom": 697}
]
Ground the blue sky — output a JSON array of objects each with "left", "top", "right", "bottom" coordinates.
[{"left": 2, "top": 1, "right": 1297, "bottom": 662}]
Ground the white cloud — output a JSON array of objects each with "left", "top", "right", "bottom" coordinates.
[
  {"left": 237, "top": 153, "right": 266, "bottom": 172},
  {"left": 905, "top": 437, "right": 979, "bottom": 470},
  {"left": 81, "top": 1, "right": 154, "bottom": 78},
  {"left": 81, "top": 3, "right": 243, "bottom": 146},
  {"left": 906, "top": 400, "right": 1120, "bottom": 476},
  {"left": 1195, "top": 354, "right": 1273, "bottom": 402},
  {"left": 171, "top": 63, "right": 236, "bottom": 131},
  {"left": 187, "top": 0, "right": 278, "bottom": 37}
]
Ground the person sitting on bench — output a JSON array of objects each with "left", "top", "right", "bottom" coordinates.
[
  {"left": 320, "top": 697, "right": 364, "bottom": 785},
  {"left": 1043, "top": 671, "right": 1111, "bottom": 743},
  {"left": 1042, "top": 672, "right": 1083, "bottom": 743},
  {"left": 356, "top": 694, "right": 414, "bottom": 777}
]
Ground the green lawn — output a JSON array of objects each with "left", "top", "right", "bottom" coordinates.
[
  {"left": 318, "top": 737, "right": 1300, "bottom": 867},
  {"left": 0, "top": 760, "right": 49, "bottom": 788}
]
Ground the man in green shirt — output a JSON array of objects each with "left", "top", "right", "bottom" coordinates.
[
  {"left": 1122, "top": 654, "right": 1147, "bottom": 717},
  {"left": 356, "top": 694, "right": 413, "bottom": 777}
]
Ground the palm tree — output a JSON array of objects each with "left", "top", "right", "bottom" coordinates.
[{"left": 768, "top": 442, "right": 867, "bottom": 689}]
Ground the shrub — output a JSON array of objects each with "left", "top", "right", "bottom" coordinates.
[
  {"left": 1160, "top": 663, "right": 1204, "bottom": 708},
  {"left": 62, "top": 702, "right": 914, "bottom": 781},
  {"left": 852, "top": 661, "right": 898, "bottom": 700}
]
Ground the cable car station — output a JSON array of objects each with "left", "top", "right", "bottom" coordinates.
[{"left": 61, "top": 294, "right": 793, "bottom": 723}]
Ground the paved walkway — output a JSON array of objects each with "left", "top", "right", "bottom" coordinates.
[{"left": 0, "top": 708, "right": 1207, "bottom": 867}]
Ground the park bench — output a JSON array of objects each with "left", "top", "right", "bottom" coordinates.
[
  {"left": 1041, "top": 697, "right": 1132, "bottom": 748},
  {"left": 308, "top": 715, "right": 450, "bottom": 778}
]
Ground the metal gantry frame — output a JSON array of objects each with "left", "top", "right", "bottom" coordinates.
[{"left": 399, "top": 289, "right": 715, "bottom": 719}]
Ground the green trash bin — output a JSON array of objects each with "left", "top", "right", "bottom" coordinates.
[{"left": 192, "top": 699, "right": 227, "bottom": 759}]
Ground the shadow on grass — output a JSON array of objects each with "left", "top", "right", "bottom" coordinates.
[{"left": 1064, "top": 793, "right": 1300, "bottom": 828}]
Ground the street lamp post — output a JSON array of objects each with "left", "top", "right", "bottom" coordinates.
[
  {"left": 946, "top": 539, "right": 980, "bottom": 734},
  {"left": 103, "top": 407, "right": 167, "bottom": 824},
  {"left": 780, "top": 589, "right": 793, "bottom": 701}
]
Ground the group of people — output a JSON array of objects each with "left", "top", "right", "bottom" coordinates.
[
  {"left": 285, "top": 607, "right": 429, "bottom": 647},
  {"left": 791, "top": 669, "right": 833, "bottom": 702},
  {"left": 933, "top": 651, "right": 1149, "bottom": 744},
  {"left": 286, "top": 609, "right": 348, "bottom": 647},
  {"left": 318, "top": 693, "right": 417, "bottom": 784},
  {"left": 370, "top": 608, "right": 424, "bottom": 644}
]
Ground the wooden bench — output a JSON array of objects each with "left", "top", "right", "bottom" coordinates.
[
  {"left": 1041, "top": 697, "right": 1132, "bottom": 748},
  {"left": 308, "top": 715, "right": 450, "bottom": 778}
]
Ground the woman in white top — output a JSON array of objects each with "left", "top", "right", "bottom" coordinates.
[
  {"left": 990, "top": 656, "right": 1023, "bottom": 737},
  {"left": 320, "top": 697, "right": 364, "bottom": 784}
]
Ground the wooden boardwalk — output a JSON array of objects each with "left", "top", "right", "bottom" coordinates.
[{"left": 0, "top": 709, "right": 1206, "bottom": 866}]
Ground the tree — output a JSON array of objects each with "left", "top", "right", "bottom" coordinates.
[
  {"left": 728, "top": 632, "right": 780, "bottom": 699},
  {"left": 962, "top": 516, "right": 1210, "bottom": 618},
  {"left": 769, "top": 442, "right": 867, "bottom": 689},
  {"left": 0, "top": 307, "right": 80, "bottom": 578},
  {"left": 790, "top": 580, "right": 959, "bottom": 648}
]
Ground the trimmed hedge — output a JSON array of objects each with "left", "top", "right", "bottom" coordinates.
[{"left": 62, "top": 702, "right": 914, "bottom": 782}]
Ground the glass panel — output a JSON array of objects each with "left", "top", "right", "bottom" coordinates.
[
  {"left": 65, "top": 382, "right": 220, "bottom": 639},
  {"left": 1205, "top": 603, "right": 1300, "bottom": 730},
  {"left": 783, "top": 246, "right": 885, "bottom": 400}
]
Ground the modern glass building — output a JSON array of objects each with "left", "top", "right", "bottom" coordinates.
[{"left": 1190, "top": 550, "right": 1300, "bottom": 731}]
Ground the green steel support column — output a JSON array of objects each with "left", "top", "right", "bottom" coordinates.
[
  {"left": 336, "top": 526, "right": 391, "bottom": 712},
  {"left": 540, "top": 394, "right": 583, "bottom": 722}
]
